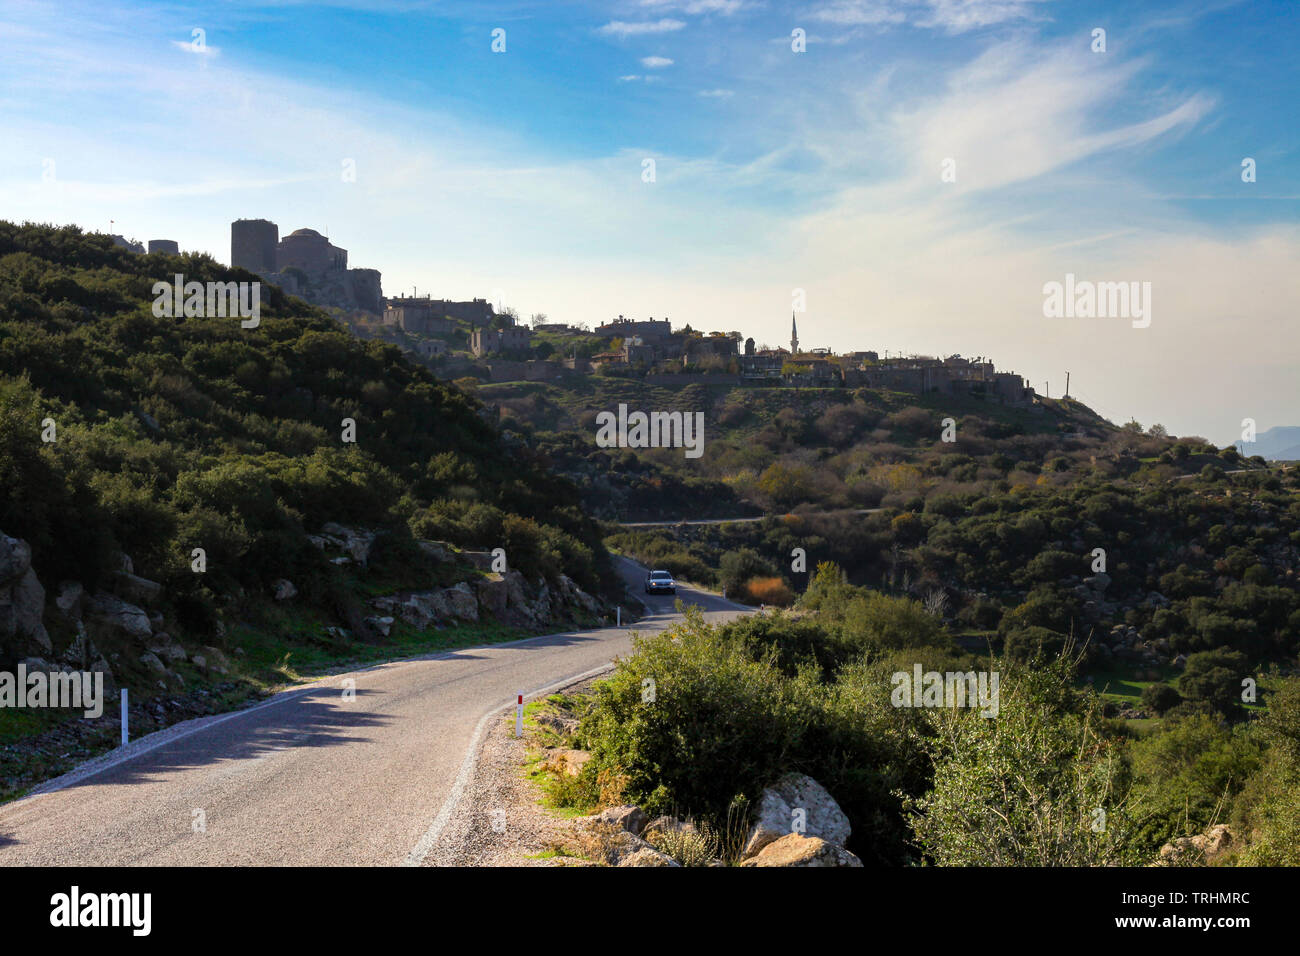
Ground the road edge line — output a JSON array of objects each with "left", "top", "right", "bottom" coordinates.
[{"left": 401, "top": 661, "right": 617, "bottom": 867}]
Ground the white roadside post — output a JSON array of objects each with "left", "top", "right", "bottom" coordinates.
[
  {"left": 120, "top": 689, "right": 128, "bottom": 746},
  {"left": 616, "top": 606, "right": 621, "bottom": 627},
  {"left": 515, "top": 693, "right": 523, "bottom": 738}
]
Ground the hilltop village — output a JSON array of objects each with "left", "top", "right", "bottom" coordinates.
[
  {"left": 365, "top": 300, "right": 1035, "bottom": 404},
  {"left": 111, "top": 221, "right": 1035, "bottom": 403}
]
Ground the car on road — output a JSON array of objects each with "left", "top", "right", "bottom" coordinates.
[{"left": 644, "top": 570, "right": 676, "bottom": 595}]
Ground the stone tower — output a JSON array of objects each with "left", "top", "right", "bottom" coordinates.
[
  {"left": 790, "top": 312, "right": 799, "bottom": 355},
  {"left": 231, "top": 218, "right": 279, "bottom": 273}
]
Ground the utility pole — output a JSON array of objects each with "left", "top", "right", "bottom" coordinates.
[{"left": 1065, "top": 371, "right": 1070, "bottom": 398}]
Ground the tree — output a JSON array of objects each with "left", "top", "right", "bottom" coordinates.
[
  {"left": 1178, "top": 649, "right": 1249, "bottom": 714},
  {"left": 1140, "top": 683, "right": 1182, "bottom": 715}
]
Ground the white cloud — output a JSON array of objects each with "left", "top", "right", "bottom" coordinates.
[
  {"left": 640, "top": 55, "right": 674, "bottom": 68},
  {"left": 811, "top": 0, "right": 1053, "bottom": 34},
  {"left": 699, "top": 88, "right": 734, "bottom": 98},
  {"left": 597, "top": 18, "right": 686, "bottom": 38},
  {"left": 170, "top": 38, "right": 219, "bottom": 56},
  {"left": 640, "top": 0, "right": 747, "bottom": 14}
]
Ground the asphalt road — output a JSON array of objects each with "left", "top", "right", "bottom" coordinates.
[
  {"left": 619, "top": 508, "right": 883, "bottom": 528},
  {"left": 0, "top": 558, "right": 748, "bottom": 866}
]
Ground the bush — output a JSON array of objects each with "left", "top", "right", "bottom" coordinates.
[
  {"left": 719, "top": 547, "right": 777, "bottom": 597},
  {"left": 1178, "top": 649, "right": 1250, "bottom": 715},
  {"left": 579, "top": 608, "right": 922, "bottom": 863},
  {"left": 907, "top": 656, "right": 1142, "bottom": 865},
  {"left": 745, "top": 576, "right": 794, "bottom": 606},
  {"left": 1140, "top": 683, "right": 1182, "bottom": 716}
]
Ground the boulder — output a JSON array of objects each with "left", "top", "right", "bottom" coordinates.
[
  {"left": 443, "top": 583, "right": 479, "bottom": 621},
  {"left": 739, "top": 834, "right": 863, "bottom": 867},
  {"left": 475, "top": 574, "right": 510, "bottom": 618},
  {"left": 568, "top": 821, "right": 652, "bottom": 866},
  {"left": 139, "top": 651, "right": 167, "bottom": 674},
  {"left": 364, "top": 615, "right": 394, "bottom": 637},
  {"left": 272, "top": 579, "right": 298, "bottom": 601},
  {"left": 619, "top": 848, "right": 680, "bottom": 867},
  {"left": 6, "top": 567, "right": 53, "bottom": 655},
  {"left": 0, "top": 534, "right": 32, "bottom": 585},
  {"left": 417, "top": 540, "right": 453, "bottom": 563},
  {"left": 321, "top": 523, "right": 375, "bottom": 567},
  {"left": 742, "top": 773, "right": 851, "bottom": 860},
  {"left": 55, "top": 581, "right": 85, "bottom": 619},
  {"left": 113, "top": 571, "right": 163, "bottom": 607},
  {"left": 643, "top": 816, "right": 696, "bottom": 838},
  {"left": 199, "top": 646, "right": 231, "bottom": 675},
  {"left": 146, "top": 633, "right": 188, "bottom": 664},
  {"left": 542, "top": 748, "right": 591, "bottom": 778},
  {"left": 86, "top": 593, "right": 152, "bottom": 642},
  {"left": 587, "top": 805, "right": 648, "bottom": 836},
  {"left": 461, "top": 551, "right": 495, "bottom": 571}
]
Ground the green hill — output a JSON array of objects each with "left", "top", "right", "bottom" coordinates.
[{"left": 0, "top": 221, "right": 617, "bottom": 684}]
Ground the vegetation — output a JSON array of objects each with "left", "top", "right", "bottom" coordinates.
[
  {"left": 0, "top": 221, "right": 617, "bottom": 679},
  {"left": 558, "top": 570, "right": 1300, "bottom": 865}
]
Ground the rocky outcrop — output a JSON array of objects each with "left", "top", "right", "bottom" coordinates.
[
  {"left": 583, "top": 805, "right": 648, "bottom": 836},
  {"left": 309, "top": 523, "right": 376, "bottom": 567},
  {"left": 741, "top": 773, "right": 852, "bottom": 860},
  {"left": 739, "top": 833, "right": 863, "bottom": 867},
  {"left": 112, "top": 571, "right": 163, "bottom": 607},
  {"left": 619, "top": 847, "right": 680, "bottom": 867},
  {"left": 86, "top": 592, "right": 152, "bottom": 643},
  {"left": 0, "top": 533, "right": 53, "bottom": 658},
  {"left": 541, "top": 748, "right": 591, "bottom": 778},
  {"left": 1154, "top": 823, "right": 1236, "bottom": 867},
  {"left": 566, "top": 821, "right": 656, "bottom": 866}
]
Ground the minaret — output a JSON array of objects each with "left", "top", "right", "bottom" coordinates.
[{"left": 790, "top": 312, "right": 799, "bottom": 355}]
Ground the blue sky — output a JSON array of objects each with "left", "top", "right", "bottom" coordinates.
[{"left": 0, "top": 0, "right": 1296, "bottom": 443}]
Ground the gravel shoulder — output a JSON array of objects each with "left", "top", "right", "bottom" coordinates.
[{"left": 423, "top": 674, "right": 604, "bottom": 867}]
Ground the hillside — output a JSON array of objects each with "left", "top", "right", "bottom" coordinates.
[
  {"left": 478, "top": 371, "right": 1250, "bottom": 522},
  {"left": 0, "top": 222, "right": 621, "bottom": 794}
]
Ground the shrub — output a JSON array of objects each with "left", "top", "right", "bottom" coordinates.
[
  {"left": 745, "top": 576, "right": 794, "bottom": 606},
  {"left": 1140, "top": 683, "right": 1182, "bottom": 716}
]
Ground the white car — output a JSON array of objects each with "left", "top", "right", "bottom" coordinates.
[{"left": 644, "top": 570, "right": 676, "bottom": 595}]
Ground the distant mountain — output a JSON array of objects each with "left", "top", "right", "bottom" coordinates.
[{"left": 1247, "top": 426, "right": 1300, "bottom": 461}]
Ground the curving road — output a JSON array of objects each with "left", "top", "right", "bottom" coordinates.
[{"left": 0, "top": 558, "right": 749, "bottom": 866}]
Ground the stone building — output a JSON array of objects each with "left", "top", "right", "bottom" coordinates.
[
  {"left": 229, "top": 219, "right": 383, "bottom": 313},
  {"left": 230, "top": 218, "right": 279, "bottom": 273},
  {"left": 471, "top": 324, "right": 532, "bottom": 357},
  {"left": 596, "top": 315, "right": 672, "bottom": 341}
]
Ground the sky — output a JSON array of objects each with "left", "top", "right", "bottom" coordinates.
[{"left": 0, "top": 0, "right": 1296, "bottom": 444}]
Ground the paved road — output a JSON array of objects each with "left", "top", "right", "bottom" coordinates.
[
  {"left": 619, "top": 507, "right": 883, "bottom": 528},
  {"left": 0, "top": 559, "right": 749, "bottom": 866}
]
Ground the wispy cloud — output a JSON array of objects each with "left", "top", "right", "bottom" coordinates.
[
  {"left": 170, "top": 38, "right": 219, "bottom": 56},
  {"left": 640, "top": 55, "right": 674, "bottom": 68},
  {"left": 597, "top": 18, "right": 686, "bottom": 38},
  {"left": 640, "top": 0, "right": 747, "bottom": 14},
  {"left": 810, "top": 0, "right": 1053, "bottom": 34}
]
